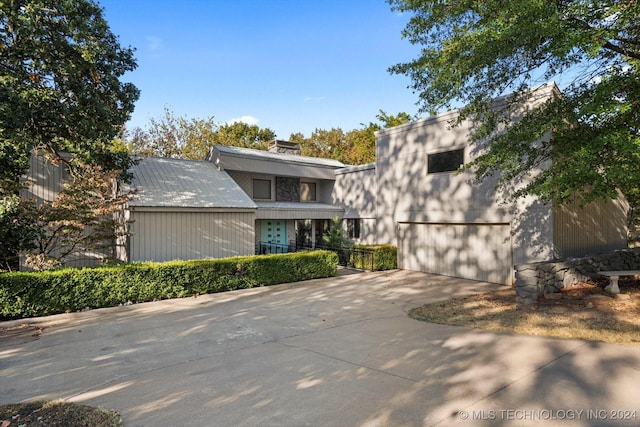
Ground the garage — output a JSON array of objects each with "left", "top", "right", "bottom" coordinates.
[{"left": 398, "top": 222, "right": 513, "bottom": 285}]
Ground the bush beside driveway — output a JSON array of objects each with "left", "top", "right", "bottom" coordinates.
[{"left": 2, "top": 270, "right": 640, "bottom": 427}]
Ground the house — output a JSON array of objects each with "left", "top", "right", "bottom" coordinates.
[
  {"left": 21, "top": 84, "right": 629, "bottom": 285},
  {"left": 332, "top": 163, "right": 377, "bottom": 244},
  {"left": 334, "top": 82, "right": 629, "bottom": 284},
  {"left": 122, "top": 140, "right": 348, "bottom": 262},
  {"left": 207, "top": 140, "right": 346, "bottom": 251},
  {"left": 123, "top": 157, "right": 257, "bottom": 262}
]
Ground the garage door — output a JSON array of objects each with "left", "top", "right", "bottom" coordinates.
[{"left": 398, "top": 223, "right": 512, "bottom": 285}]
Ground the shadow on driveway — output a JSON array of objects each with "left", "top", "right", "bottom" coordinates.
[{"left": 2, "top": 270, "right": 639, "bottom": 426}]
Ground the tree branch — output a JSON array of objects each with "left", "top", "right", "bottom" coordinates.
[{"left": 602, "top": 40, "right": 640, "bottom": 60}]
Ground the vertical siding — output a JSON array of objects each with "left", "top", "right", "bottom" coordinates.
[
  {"left": 227, "top": 171, "right": 253, "bottom": 196},
  {"left": 21, "top": 153, "right": 68, "bottom": 204},
  {"left": 553, "top": 197, "right": 628, "bottom": 258},
  {"left": 129, "top": 211, "right": 255, "bottom": 262},
  {"left": 286, "top": 220, "right": 295, "bottom": 245},
  {"left": 20, "top": 153, "right": 113, "bottom": 269},
  {"left": 399, "top": 223, "right": 512, "bottom": 285}
]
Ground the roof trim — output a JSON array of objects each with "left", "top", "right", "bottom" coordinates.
[
  {"left": 375, "top": 81, "right": 560, "bottom": 138},
  {"left": 213, "top": 145, "right": 345, "bottom": 169},
  {"left": 335, "top": 163, "right": 375, "bottom": 174}
]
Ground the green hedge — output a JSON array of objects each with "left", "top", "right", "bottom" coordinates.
[
  {"left": 352, "top": 244, "right": 397, "bottom": 271},
  {"left": 0, "top": 251, "right": 338, "bottom": 320}
]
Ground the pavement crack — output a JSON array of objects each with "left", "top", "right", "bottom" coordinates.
[
  {"left": 427, "top": 340, "right": 589, "bottom": 426},
  {"left": 274, "top": 338, "right": 421, "bottom": 385}
]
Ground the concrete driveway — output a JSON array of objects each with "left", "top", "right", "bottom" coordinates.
[{"left": 2, "top": 270, "right": 640, "bottom": 426}]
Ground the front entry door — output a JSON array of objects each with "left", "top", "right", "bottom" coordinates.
[{"left": 261, "top": 220, "right": 287, "bottom": 253}]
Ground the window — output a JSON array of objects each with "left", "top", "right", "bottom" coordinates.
[
  {"left": 300, "top": 182, "right": 317, "bottom": 202},
  {"left": 427, "top": 148, "right": 464, "bottom": 174},
  {"left": 253, "top": 179, "right": 272, "bottom": 200},
  {"left": 346, "top": 218, "right": 361, "bottom": 239}
]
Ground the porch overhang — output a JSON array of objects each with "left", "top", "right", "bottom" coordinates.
[{"left": 255, "top": 202, "right": 344, "bottom": 220}]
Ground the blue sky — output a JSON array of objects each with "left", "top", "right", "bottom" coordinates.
[{"left": 97, "top": 0, "right": 422, "bottom": 139}]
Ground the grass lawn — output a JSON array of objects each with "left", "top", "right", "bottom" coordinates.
[{"left": 409, "top": 280, "right": 640, "bottom": 346}]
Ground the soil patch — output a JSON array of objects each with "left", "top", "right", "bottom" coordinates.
[
  {"left": 0, "top": 401, "right": 122, "bottom": 427},
  {"left": 410, "top": 279, "right": 640, "bottom": 346}
]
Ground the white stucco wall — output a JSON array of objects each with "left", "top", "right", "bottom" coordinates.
[
  {"left": 374, "top": 88, "right": 558, "bottom": 267},
  {"left": 332, "top": 164, "right": 377, "bottom": 245}
]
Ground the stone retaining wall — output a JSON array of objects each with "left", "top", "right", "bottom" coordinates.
[{"left": 515, "top": 248, "right": 640, "bottom": 305}]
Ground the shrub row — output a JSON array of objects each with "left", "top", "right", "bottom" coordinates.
[
  {"left": 0, "top": 250, "right": 338, "bottom": 320},
  {"left": 352, "top": 244, "right": 397, "bottom": 271}
]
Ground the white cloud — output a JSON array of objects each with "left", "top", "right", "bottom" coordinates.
[
  {"left": 227, "top": 115, "right": 259, "bottom": 125},
  {"left": 303, "top": 96, "right": 326, "bottom": 102},
  {"left": 146, "top": 36, "right": 163, "bottom": 52}
]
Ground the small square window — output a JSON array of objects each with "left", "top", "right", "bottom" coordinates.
[
  {"left": 300, "top": 182, "right": 317, "bottom": 202},
  {"left": 253, "top": 179, "right": 272, "bottom": 199},
  {"left": 427, "top": 148, "right": 464, "bottom": 174}
]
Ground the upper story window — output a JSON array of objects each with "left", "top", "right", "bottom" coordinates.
[
  {"left": 427, "top": 148, "right": 464, "bottom": 174},
  {"left": 253, "top": 179, "right": 272, "bottom": 200},
  {"left": 300, "top": 182, "right": 317, "bottom": 202}
]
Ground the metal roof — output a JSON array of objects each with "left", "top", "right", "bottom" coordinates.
[
  {"left": 129, "top": 157, "right": 257, "bottom": 209},
  {"left": 335, "top": 163, "right": 375, "bottom": 174},
  {"left": 213, "top": 145, "right": 346, "bottom": 168}
]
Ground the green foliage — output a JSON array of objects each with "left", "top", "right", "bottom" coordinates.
[
  {"left": 0, "top": 0, "right": 139, "bottom": 176},
  {"left": 214, "top": 121, "right": 276, "bottom": 151},
  {"left": 388, "top": 0, "right": 640, "bottom": 206},
  {"left": 0, "top": 251, "right": 338, "bottom": 320},
  {"left": 322, "top": 217, "right": 352, "bottom": 250},
  {"left": 0, "top": 195, "right": 41, "bottom": 271},
  {"left": 0, "top": 0, "right": 139, "bottom": 266},
  {"left": 23, "top": 160, "right": 133, "bottom": 270},
  {"left": 127, "top": 108, "right": 411, "bottom": 164},
  {"left": 352, "top": 245, "right": 397, "bottom": 271},
  {"left": 127, "top": 108, "right": 218, "bottom": 160},
  {"left": 295, "top": 110, "right": 411, "bottom": 165},
  {"left": 127, "top": 109, "right": 276, "bottom": 160}
]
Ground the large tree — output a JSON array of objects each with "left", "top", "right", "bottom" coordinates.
[
  {"left": 128, "top": 110, "right": 276, "bottom": 160},
  {"left": 388, "top": 0, "right": 640, "bottom": 206},
  {"left": 0, "top": 0, "right": 139, "bottom": 186},
  {"left": 294, "top": 110, "right": 412, "bottom": 165},
  {"left": 127, "top": 108, "right": 219, "bottom": 160},
  {"left": 0, "top": 0, "right": 139, "bottom": 269}
]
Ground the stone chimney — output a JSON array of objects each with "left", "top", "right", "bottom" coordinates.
[{"left": 268, "top": 140, "right": 301, "bottom": 155}]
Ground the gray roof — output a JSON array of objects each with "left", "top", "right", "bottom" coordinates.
[
  {"left": 335, "top": 163, "right": 375, "bottom": 174},
  {"left": 129, "top": 157, "right": 257, "bottom": 209},
  {"left": 214, "top": 145, "right": 345, "bottom": 168}
]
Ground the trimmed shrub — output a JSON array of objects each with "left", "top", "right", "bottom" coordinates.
[
  {"left": 352, "top": 244, "right": 397, "bottom": 271},
  {"left": 0, "top": 251, "right": 338, "bottom": 320}
]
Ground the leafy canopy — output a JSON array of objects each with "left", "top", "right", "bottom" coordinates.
[
  {"left": 0, "top": 0, "right": 139, "bottom": 269},
  {"left": 389, "top": 0, "right": 640, "bottom": 205},
  {"left": 294, "top": 110, "right": 412, "bottom": 165},
  {"left": 0, "top": 0, "right": 139, "bottom": 186},
  {"left": 126, "top": 108, "right": 276, "bottom": 160},
  {"left": 128, "top": 109, "right": 411, "bottom": 165}
]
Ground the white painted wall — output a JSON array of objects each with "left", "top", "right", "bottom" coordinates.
[
  {"left": 375, "top": 87, "right": 558, "bottom": 267},
  {"left": 333, "top": 164, "right": 377, "bottom": 244}
]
